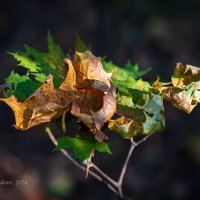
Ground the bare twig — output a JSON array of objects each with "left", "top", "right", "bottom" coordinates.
[
  {"left": 93, "top": 164, "right": 118, "bottom": 188},
  {"left": 45, "top": 127, "right": 118, "bottom": 195},
  {"left": 117, "top": 135, "right": 152, "bottom": 199},
  {"left": 117, "top": 138, "right": 136, "bottom": 199},
  {"left": 134, "top": 134, "right": 152, "bottom": 146}
]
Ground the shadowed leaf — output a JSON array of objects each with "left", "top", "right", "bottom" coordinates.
[
  {"left": 54, "top": 135, "right": 111, "bottom": 163},
  {"left": 71, "top": 85, "right": 116, "bottom": 141}
]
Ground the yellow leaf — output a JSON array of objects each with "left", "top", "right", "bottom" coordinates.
[
  {"left": 59, "top": 59, "right": 76, "bottom": 90},
  {"left": 109, "top": 116, "right": 135, "bottom": 139}
]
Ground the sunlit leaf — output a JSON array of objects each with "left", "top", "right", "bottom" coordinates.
[
  {"left": 103, "top": 60, "right": 150, "bottom": 93},
  {"left": 4, "top": 33, "right": 66, "bottom": 101},
  {"left": 161, "top": 83, "right": 200, "bottom": 113},
  {"left": 9, "top": 52, "right": 40, "bottom": 72},
  {"left": 172, "top": 63, "right": 200, "bottom": 88},
  {"left": 74, "top": 51, "right": 112, "bottom": 88},
  {"left": 0, "top": 75, "right": 73, "bottom": 130},
  {"left": 153, "top": 63, "right": 200, "bottom": 113}
]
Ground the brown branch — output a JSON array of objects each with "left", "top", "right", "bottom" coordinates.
[{"left": 93, "top": 164, "right": 118, "bottom": 188}]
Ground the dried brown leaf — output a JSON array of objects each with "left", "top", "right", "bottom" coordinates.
[
  {"left": 71, "top": 86, "right": 116, "bottom": 141},
  {"left": 1, "top": 50, "right": 117, "bottom": 139},
  {"left": 85, "top": 149, "right": 94, "bottom": 179},
  {"left": 161, "top": 86, "right": 198, "bottom": 114},
  {"left": 153, "top": 63, "right": 200, "bottom": 113},
  {"left": 59, "top": 59, "right": 76, "bottom": 90},
  {"left": 109, "top": 116, "right": 142, "bottom": 139},
  {"left": 0, "top": 75, "right": 73, "bottom": 130},
  {"left": 74, "top": 51, "right": 112, "bottom": 87},
  {"left": 172, "top": 63, "right": 200, "bottom": 88}
]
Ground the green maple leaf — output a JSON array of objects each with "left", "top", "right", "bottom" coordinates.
[
  {"left": 9, "top": 52, "right": 40, "bottom": 72},
  {"left": 103, "top": 61, "right": 150, "bottom": 93},
  {"left": 3, "top": 32, "right": 65, "bottom": 101},
  {"left": 54, "top": 133, "right": 111, "bottom": 163},
  {"left": 4, "top": 71, "right": 40, "bottom": 101}
]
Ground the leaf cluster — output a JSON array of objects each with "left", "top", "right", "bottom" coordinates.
[{"left": 0, "top": 34, "right": 199, "bottom": 163}]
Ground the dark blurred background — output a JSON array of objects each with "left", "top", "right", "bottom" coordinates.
[{"left": 0, "top": 0, "right": 200, "bottom": 199}]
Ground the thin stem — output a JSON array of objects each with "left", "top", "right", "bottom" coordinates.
[
  {"left": 117, "top": 139, "right": 136, "bottom": 199},
  {"left": 117, "top": 135, "right": 152, "bottom": 199},
  {"left": 93, "top": 164, "right": 118, "bottom": 188},
  {"left": 134, "top": 134, "right": 152, "bottom": 146},
  {"left": 61, "top": 110, "right": 68, "bottom": 132},
  {"left": 45, "top": 127, "right": 118, "bottom": 195}
]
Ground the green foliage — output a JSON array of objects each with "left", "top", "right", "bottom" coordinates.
[
  {"left": 109, "top": 92, "right": 165, "bottom": 138},
  {"left": 103, "top": 61, "right": 150, "bottom": 93},
  {"left": 55, "top": 133, "right": 111, "bottom": 163},
  {"left": 9, "top": 52, "right": 39, "bottom": 72},
  {"left": 4, "top": 71, "right": 40, "bottom": 101},
  {"left": 4, "top": 32, "right": 65, "bottom": 101},
  {"left": 102, "top": 58, "right": 164, "bottom": 138}
]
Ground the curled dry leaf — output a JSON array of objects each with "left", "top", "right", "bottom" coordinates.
[
  {"left": 0, "top": 75, "right": 73, "bottom": 130},
  {"left": 161, "top": 84, "right": 200, "bottom": 113},
  {"left": 1, "top": 75, "right": 73, "bottom": 130},
  {"left": 85, "top": 149, "right": 94, "bottom": 178},
  {"left": 71, "top": 85, "right": 116, "bottom": 141},
  {"left": 74, "top": 51, "right": 112, "bottom": 87},
  {"left": 172, "top": 63, "right": 200, "bottom": 88},
  {"left": 59, "top": 59, "right": 76, "bottom": 90},
  {"left": 153, "top": 63, "right": 200, "bottom": 113},
  {"left": 108, "top": 116, "right": 142, "bottom": 139}
]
